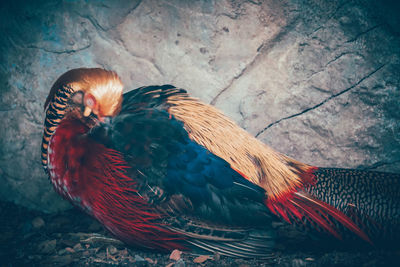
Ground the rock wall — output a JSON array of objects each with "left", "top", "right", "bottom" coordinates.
[{"left": 1, "top": 0, "right": 399, "bottom": 212}]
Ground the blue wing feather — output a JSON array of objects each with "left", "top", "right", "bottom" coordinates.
[
  {"left": 165, "top": 122, "right": 265, "bottom": 206},
  {"left": 87, "top": 85, "right": 275, "bottom": 256},
  {"left": 91, "top": 86, "right": 270, "bottom": 226}
]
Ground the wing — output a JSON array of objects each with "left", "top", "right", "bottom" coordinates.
[
  {"left": 117, "top": 85, "right": 370, "bottom": 244},
  {"left": 89, "top": 87, "right": 275, "bottom": 256},
  {"left": 109, "top": 109, "right": 270, "bottom": 225}
]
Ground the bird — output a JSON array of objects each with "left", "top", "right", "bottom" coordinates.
[{"left": 41, "top": 68, "right": 399, "bottom": 257}]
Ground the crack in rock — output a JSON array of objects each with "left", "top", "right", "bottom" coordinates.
[
  {"left": 27, "top": 43, "right": 91, "bottom": 54},
  {"left": 210, "top": 15, "right": 301, "bottom": 105},
  {"left": 117, "top": 36, "right": 165, "bottom": 77},
  {"left": 287, "top": 51, "right": 363, "bottom": 93},
  {"left": 75, "top": 0, "right": 142, "bottom": 32},
  {"left": 210, "top": 44, "right": 263, "bottom": 105},
  {"left": 346, "top": 24, "right": 382, "bottom": 43},
  {"left": 362, "top": 160, "right": 400, "bottom": 170},
  {"left": 307, "top": 1, "right": 353, "bottom": 37},
  {"left": 255, "top": 63, "right": 386, "bottom": 138}
]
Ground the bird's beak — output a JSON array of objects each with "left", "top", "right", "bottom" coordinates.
[
  {"left": 83, "top": 106, "right": 92, "bottom": 117},
  {"left": 98, "top": 116, "right": 112, "bottom": 125}
]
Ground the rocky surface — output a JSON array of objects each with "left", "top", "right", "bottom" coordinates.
[{"left": 0, "top": 0, "right": 399, "bottom": 212}]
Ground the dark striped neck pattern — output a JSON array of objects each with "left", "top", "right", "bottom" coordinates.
[{"left": 41, "top": 85, "right": 75, "bottom": 173}]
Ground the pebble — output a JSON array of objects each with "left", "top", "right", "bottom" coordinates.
[
  {"left": 134, "top": 255, "right": 148, "bottom": 267},
  {"left": 107, "top": 245, "right": 118, "bottom": 255},
  {"left": 145, "top": 257, "right": 156, "bottom": 264},
  {"left": 120, "top": 248, "right": 129, "bottom": 256},
  {"left": 73, "top": 243, "right": 83, "bottom": 251},
  {"left": 58, "top": 249, "right": 68, "bottom": 255},
  {"left": 32, "top": 217, "right": 45, "bottom": 229},
  {"left": 169, "top": 249, "right": 182, "bottom": 261},
  {"left": 193, "top": 255, "right": 211, "bottom": 263},
  {"left": 65, "top": 247, "right": 75, "bottom": 253},
  {"left": 134, "top": 255, "right": 145, "bottom": 262}
]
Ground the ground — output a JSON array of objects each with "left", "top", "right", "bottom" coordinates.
[{"left": 1, "top": 200, "right": 398, "bottom": 266}]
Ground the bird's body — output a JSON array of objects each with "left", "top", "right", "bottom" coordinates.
[{"left": 42, "top": 68, "right": 399, "bottom": 257}]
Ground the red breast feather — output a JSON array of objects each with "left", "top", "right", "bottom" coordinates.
[{"left": 49, "top": 118, "right": 184, "bottom": 251}]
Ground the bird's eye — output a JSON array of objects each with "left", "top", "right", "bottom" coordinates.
[{"left": 85, "top": 93, "right": 96, "bottom": 108}]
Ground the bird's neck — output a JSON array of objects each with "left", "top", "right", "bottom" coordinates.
[{"left": 41, "top": 85, "right": 76, "bottom": 172}]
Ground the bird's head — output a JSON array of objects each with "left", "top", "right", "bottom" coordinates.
[
  {"left": 44, "top": 68, "right": 123, "bottom": 125},
  {"left": 41, "top": 68, "right": 123, "bottom": 171}
]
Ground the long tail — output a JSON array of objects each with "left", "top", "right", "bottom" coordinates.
[
  {"left": 266, "top": 167, "right": 400, "bottom": 244},
  {"left": 307, "top": 168, "right": 400, "bottom": 242}
]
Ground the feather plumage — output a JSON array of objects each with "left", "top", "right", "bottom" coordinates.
[{"left": 42, "top": 68, "right": 400, "bottom": 257}]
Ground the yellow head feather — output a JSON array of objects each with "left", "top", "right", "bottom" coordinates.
[{"left": 45, "top": 68, "right": 123, "bottom": 117}]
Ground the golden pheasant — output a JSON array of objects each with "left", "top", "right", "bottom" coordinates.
[{"left": 41, "top": 68, "right": 400, "bottom": 257}]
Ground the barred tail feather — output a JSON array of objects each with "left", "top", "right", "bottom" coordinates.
[{"left": 266, "top": 191, "right": 372, "bottom": 244}]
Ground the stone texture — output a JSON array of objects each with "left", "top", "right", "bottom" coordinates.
[{"left": 0, "top": 0, "right": 399, "bottom": 212}]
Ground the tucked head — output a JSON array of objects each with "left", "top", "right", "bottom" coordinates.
[
  {"left": 41, "top": 68, "right": 123, "bottom": 170},
  {"left": 45, "top": 68, "right": 123, "bottom": 122}
]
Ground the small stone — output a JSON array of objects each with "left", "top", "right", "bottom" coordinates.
[
  {"left": 120, "top": 248, "right": 128, "bottom": 256},
  {"left": 32, "top": 217, "right": 45, "bottom": 229},
  {"left": 134, "top": 255, "right": 145, "bottom": 262},
  {"left": 193, "top": 255, "right": 211, "bottom": 263},
  {"left": 133, "top": 255, "right": 147, "bottom": 266},
  {"left": 107, "top": 245, "right": 118, "bottom": 255},
  {"left": 169, "top": 249, "right": 182, "bottom": 261},
  {"left": 58, "top": 249, "right": 67, "bottom": 255},
  {"left": 145, "top": 257, "right": 156, "bottom": 264},
  {"left": 65, "top": 247, "right": 75, "bottom": 253},
  {"left": 73, "top": 243, "right": 83, "bottom": 251}
]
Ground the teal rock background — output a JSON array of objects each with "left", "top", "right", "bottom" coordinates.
[{"left": 0, "top": 0, "right": 399, "bottom": 212}]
